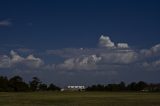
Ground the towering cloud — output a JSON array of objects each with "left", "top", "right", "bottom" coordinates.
[
  {"left": 99, "top": 35, "right": 115, "bottom": 48},
  {"left": 99, "top": 35, "right": 129, "bottom": 49}
]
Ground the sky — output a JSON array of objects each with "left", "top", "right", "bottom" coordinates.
[{"left": 0, "top": 0, "right": 160, "bottom": 86}]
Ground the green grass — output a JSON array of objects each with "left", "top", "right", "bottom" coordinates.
[{"left": 0, "top": 92, "right": 160, "bottom": 106}]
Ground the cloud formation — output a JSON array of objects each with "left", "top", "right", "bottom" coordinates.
[
  {"left": 117, "top": 43, "right": 129, "bottom": 48},
  {"left": 140, "top": 44, "right": 160, "bottom": 57},
  {"left": 100, "top": 50, "right": 137, "bottom": 64},
  {"left": 99, "top": 35, "right": 129, "bottom": 49},
  {"left": 1, "top": 35, "right": 160, "bottom": 72},
  {"left": 46, "top": 35, "right": 160, "bottom": 71},
  {"left": 57, "top": 55, "right": 101, "bottom": 70},
  {"left": 0, "top": 50, "right": 44, "bottom": 69},
  {"left": 99, "top": 35, "right": 115, "bottom": 48}
]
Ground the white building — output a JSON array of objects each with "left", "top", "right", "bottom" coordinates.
[{"left": 67, "top": 86, "right": 85, "bottom": 91}]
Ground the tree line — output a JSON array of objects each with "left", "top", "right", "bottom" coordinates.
[
  {"left": 0, "top": 76, "right": 60, "bottom": 92},
  {"left": 0, "top": 75, "right": 160, "bottom": 92},
  {"left": 86, "top": 81, "right": 160, "bottom": 92}
]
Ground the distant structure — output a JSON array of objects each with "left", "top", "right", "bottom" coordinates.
[{"left": 61, "top": 86, "right": 85, "bottom": 91}]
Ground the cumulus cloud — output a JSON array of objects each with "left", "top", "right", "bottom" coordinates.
[
  {"left": 47, "top": 49, "right": 137, "bottom": 71},
  {"left": 46, "top": 35, "right": 136, "bottom": 71},
  {"left": 10, "top": 50, "right": 24, "bottom": 63},
  {"left": 100, "top": 50, "right": 137, "bottom": 64},
  {"left": 1, "top": 35, "right": 160, "bottom": 72},
  {"left": 99, "top": 35, "right": 115, "bottom": 48},
  {"left": 0, "top": 20, "right": 11, "bottom": 27},
  {"left": 140, "top": 44, "right": 160, "bottom": 57},
  {"left": 117, "top": 43, "right": 129, "bottom": 48},
  {"left": 0, "top": 55, "right": 10, "bottom": 68},
  {"left": 99, "top": 35, "right": 129, "bottom": 49},
  {"left": 138, "top": 43, "right": 160, "bottom": 71},
  {"left": 57, "top": 55, "right": 101, "bottom": 70},
  {"left": 47, "top": 35, "right": 160, "bottom": 72},
  {"left": 142, "top": 59, "right": 160, "bottom": 71},
  {"left": 0, "top": 50, "right": 44, "bottom": 69},
  {"left": 25, "top": 54, "right": 44, "bottom": 68}
]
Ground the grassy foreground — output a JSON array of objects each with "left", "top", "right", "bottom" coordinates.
[{"left": 0, "top": 92, "right": 160, "bottom": 106}]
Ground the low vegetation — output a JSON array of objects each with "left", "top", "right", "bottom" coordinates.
[{"left": 0, "top": 92, "right": 160, "bottom": 106}]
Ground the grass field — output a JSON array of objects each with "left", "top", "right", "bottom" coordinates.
[{"left": 0, "top": 92, "right": 160, "bottom": 106}]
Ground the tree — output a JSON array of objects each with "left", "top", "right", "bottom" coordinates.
[
  {"left": 127, "top": 82, "right": 137, "bottom": 91},
  {"left": 86, "top": 84, "right": 105, "bottom": 91},
  {"left": 39, "top": 83, "right": 48, "bottom": 91},
  {"left": 48, "top": 83, "right": 60, "bottom": 91},
  {"left": 29, "top": 77, "right": 41, "bottom": 91},
  {"left": 119, "top": 81, "right": 126, "bottom": 91},
  {"left": 107, "top": 84, "right": 120, "bottom": 91},
  {"left": 136, "top": 81, "right": 148, "bottom": 91},
  {"left": 8, "top": 76, "right": 29, "bottom": 92},
  {"left": 0, "top": 76, "right": 8, "bottom": 92}
]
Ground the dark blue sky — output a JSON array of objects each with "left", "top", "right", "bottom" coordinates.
[
  {"left": 0, "top": 0, "right": 160, "bottom": 49},
  {"left": 0, "top": 0, "right": 160, "bottom": 86}
]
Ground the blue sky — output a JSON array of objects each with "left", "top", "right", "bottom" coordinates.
[{"left": 0, "top": 0, "right": 160, "bottom": 86}]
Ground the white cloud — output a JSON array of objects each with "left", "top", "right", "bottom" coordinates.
[
  {"left": 47, "top": 36, "right": 136, "bottom": 68},
  {"left": 152, "top": 44, "right": 160, "bottom": 53},
  {"left": 10, "top": 50, "right": 24, "bottom": 63},
  {"left": 46, "top": 35, "right": 137, "bottom": 71},
  {"left": 0, "top": 20, "right": 11, "bottom": 27},
  {"left": 99, "top": 35, "right": 115, "bottom": 48},
  {"left": 99, "top": 35, "right": 129, "bottom": 49},
  {"left": 140, "top": 44, "right": 160, "bottom": 57},
  {"left": 142, "top": 59, "right": 160, "bottom": 71},
  {"left": 25, "top": 54, "right": 44, "bottom": 68},
  {"left": 1, "top": 35, "right": 160, "bottom": 72},
  {"left": 117, "top": 43, "right": 129, "bottom": 48},
  {"left": 57, "top": 55, "right": 101, "bottom": 70},
  {"left": 0, "top": 55, "right": 10, "bottom": 68},
  {"left": 0, "top": 50, "right": 44, "bottom": 69},
  {"left": 141, "top": 44, "right": 160, "bottom": 70},
  {"left": 100, "top": 50, "right": 137, "bottom": 64}
]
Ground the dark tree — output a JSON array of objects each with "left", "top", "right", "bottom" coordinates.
[
  {"left": 48, "top": 83, "right": 60, "bottom": 91},
  {"left": 0, "top": 76, "right": 8, "bottom": 92},
  {"left": 107, "top": 84, "right": 120, "bottom": 91},
  {"left": 29, "top": 77, "right": 41, "bottom": 91},
  {"left": 86, "top": 84, "right": 105, "bottom": 91},
  {"left": 8, "top": 76, "right": 29, "bottom": 92},
  {"left": 39, "top": 83, "right": 48, "bottom": 91},
  {"left": 127, "top": 82, "right": 137, "bottom": 91},
  {"left": 136, "top": 81, "right": 148, "bottom": 91},
  {"left": 119, "top": 81, "right": 126, "bottom": 91},
  {"left": 1, "top": 75, "right": 160, "bottom": 92}
]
